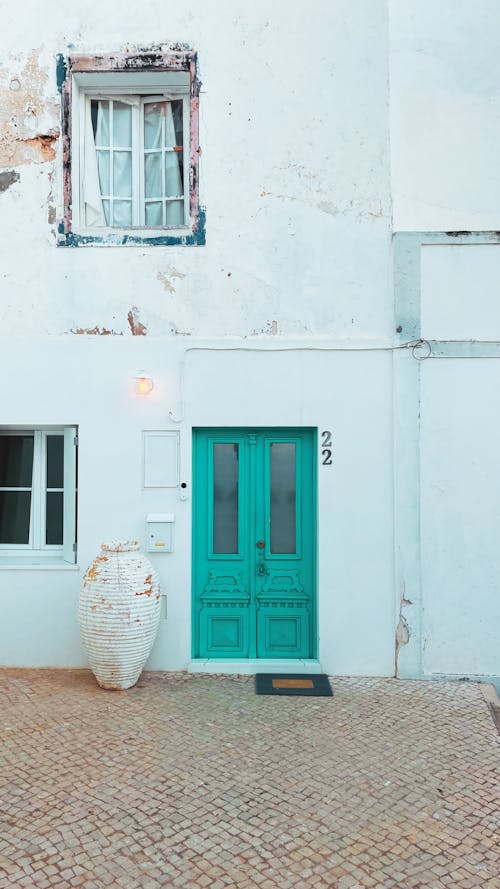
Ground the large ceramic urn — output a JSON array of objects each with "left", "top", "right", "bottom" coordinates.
[{"left": 79, "top": 541, "right": 161, "bottom": 690}]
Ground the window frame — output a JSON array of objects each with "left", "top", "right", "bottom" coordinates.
[
  {"left": 0, "top": 427, "right": 77, "bottom": 565},
  {"left": 59, "top": 51, "right": 203, "bottom": 247},
  {"left": 74, "top": 87, "right": 190, "bottom": 233}
]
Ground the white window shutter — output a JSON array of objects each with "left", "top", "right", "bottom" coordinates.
[{"left": 63, "top": 428, "right": 77, "bottom": 564}]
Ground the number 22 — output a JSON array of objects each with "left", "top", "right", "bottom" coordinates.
[{"left": 321, "top": 430, "right": 333, "bottom": 466}]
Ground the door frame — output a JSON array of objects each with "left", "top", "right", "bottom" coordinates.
[{"left": 191, "top": 426, "right": 318, "bottom": 660}]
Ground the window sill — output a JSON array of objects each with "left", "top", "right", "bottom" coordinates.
[
  {"left": 0, "top": 561, "right": 80, "bottom": 570},
  {"left": 57, "top": 207, "right": 206, "bottom": 248}
]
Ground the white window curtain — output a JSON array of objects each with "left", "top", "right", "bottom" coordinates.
[
  {"left": 144, "top": 100, "right": 184, "bottom": 227},
  {"left": 165, "top": 103, "right": 184, "bottom": 226},
  {"left": 84, "top": 96, "right": 138, "bottom": 228},
  {"left": 83, "top": 96, "right": 183, "bottom": 228},
  {"left": 84, "top": 100, "right": 105, "bottom": 227}
]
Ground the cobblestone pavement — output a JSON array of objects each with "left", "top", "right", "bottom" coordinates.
[{"left": 0, "top": 671, "right": 498, "bottom": 889}]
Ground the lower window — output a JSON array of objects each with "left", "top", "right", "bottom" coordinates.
[{"left": 0, "top": 428, "right": 77, "bottom": 564}]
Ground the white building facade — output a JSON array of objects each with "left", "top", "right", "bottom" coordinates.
[{"left": 0, "top": 0, "right": 498, "bottom": 679}]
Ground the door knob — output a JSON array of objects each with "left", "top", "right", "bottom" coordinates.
[{"left": 256, "top": 540, "right": 265, "bottom": 549}]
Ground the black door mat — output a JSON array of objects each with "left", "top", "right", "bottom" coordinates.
[{"left": 255, "top": 674, "right": 333, "bottom": 697}]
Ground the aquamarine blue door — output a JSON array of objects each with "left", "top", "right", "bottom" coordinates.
[{"left": 192, "top": 428, "right": 316, "bottom": 658}]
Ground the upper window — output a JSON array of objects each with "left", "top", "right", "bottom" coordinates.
[
  {"left": 0, "top": 428, "right": 77, "bottom": 565},
  {"left": 59, "top": 52, "right": 203, "bottom": 246}
]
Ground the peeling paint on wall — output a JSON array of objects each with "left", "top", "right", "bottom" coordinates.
[
  {"left": 395, "top": 585, "right": 412, "bottom": 676},
  {"left": 167, "top": 320, "right": 191, "bottom": 336},
  {"left": 20, "top": 131, "right": 58, "bottom": 161},
  {"left": 250, "top": 320, "right": 279, "bottom": 336},
  {"left": 127, "top": 307, "right": 147, "bottom": 336},
  {"left": 71, "top": 326, "right": 123, "bottom": 336},
  {"left": 55, "top": 53, "right": 67, "bottom": 93},
  {"left": 157, "top": 269, "right": 186, "bottom": 293},
  {"left": 0, "top": 169, "right": 19, "bottom": 193},
  {"left": 0, "top": 50, "right": 59, "bottom": 167}
]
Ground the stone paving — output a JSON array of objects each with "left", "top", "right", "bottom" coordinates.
[{"left": 0, "top": 671, "right": 498, "bottom": 889}]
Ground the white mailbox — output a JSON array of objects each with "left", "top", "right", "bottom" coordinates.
[{"left": 146, "top": 513, "right": 175, "bottom": 553}]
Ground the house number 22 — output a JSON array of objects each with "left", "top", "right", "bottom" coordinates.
[{"left": 321, "top": 430, "right": 333, "bottom": 465}]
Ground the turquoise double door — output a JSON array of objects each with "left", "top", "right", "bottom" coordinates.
[{"left": 192, "top": 428, "right": 317, "bottom": 659}]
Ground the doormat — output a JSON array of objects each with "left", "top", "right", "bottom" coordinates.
[{"left": 255, "top": 674, "right": 333, "bottom": 697}]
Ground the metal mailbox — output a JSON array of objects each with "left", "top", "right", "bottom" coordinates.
[{"left": 146, "top": 513, "right": 175, "bottom": 553}]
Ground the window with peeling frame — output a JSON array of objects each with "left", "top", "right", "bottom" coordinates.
[{"left": 59, "top": 53, "right": 202, "bottom": 245}]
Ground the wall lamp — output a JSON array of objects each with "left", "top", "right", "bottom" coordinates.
[{"left": 134, "top": 371, "right": 154, "bottom": 395}]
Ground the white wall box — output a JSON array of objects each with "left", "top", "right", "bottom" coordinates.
[{"left": 143, "top": 431, "right": 179, "bottom": 488}]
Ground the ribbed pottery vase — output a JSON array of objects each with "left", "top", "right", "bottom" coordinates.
[{"left": 79, "top": 541, "right": 161, "bottom": 690}]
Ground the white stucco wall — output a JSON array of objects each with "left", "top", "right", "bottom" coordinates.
[
  {"left": 0, "top": 339, "right": 395, "bottom": 676},
  {"left": 3, "top": 2, "right": 498, "bottom": 679},
  {"left": 389, "top": 0, "right": 500, "bottom": 231},
  {"left": 420, "top": 358, "right": 500, "bottom": 676},
  {"left": 422, "top": 245, "right": 500, "bottom": 341},
  {"left": 0, "top": 1, "right": 397, "bottom": 674},
  {"left": 0, "top": 0, "right": 391, "bottom": 340},
  {"left": 418, "top": 242, "right": 500, "bottom": 677}
]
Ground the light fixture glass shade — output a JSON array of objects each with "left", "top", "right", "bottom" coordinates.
[{"left": 134, "top": 374, "right": 154, "bottom": 395}]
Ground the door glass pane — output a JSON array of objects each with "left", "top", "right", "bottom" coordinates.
[
  {"left": 0, "top": 435, "right": 34, "bottom": 486},
  {"left": 46, "top": 436, "right": 64, "bottom": 489},
  {"left": 0, "top": 491, "right": 31, "bottom": 544},
  {"left": 46, "top": 492, "right": 63, "bottom": 545},
  {"left": 270, "top": 442, "right": 296, "bottom": 554},
  {"left": 213, "top": 443, "right": 239, "bottom": 554}
]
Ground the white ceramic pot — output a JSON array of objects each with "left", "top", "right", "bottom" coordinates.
[{"left": 79, "top": 541, "right": 161, "bottom": 689}]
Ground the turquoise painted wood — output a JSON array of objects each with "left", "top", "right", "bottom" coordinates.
[{"left": 192, "top": 428, "right": 316, "bottom": 659}]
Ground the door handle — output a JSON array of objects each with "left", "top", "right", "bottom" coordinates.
[
  {"left": 257, "top": 562, "right": 267, "bottom": 576},
  {"left": 256, "top": 540, "right": 265, "bottom": 549}
]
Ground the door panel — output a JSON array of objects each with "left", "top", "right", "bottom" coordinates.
[{"left": 193, "top": 428, "right": 316, "bottom": 659}]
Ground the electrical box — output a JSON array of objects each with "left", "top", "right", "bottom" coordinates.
[{"left": 146, "top": 513, "right": 175, "bottom": 553}]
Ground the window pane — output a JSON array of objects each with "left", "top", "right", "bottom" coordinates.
[
  {"left": 165, "top": 201, "right": 184, "bottom": 226},
  {"left": 164, "top": 101, "right": 180, "bottom": 147},
  {"left": 94, "top": 100, "right": 109, "bottom": 147},
  {"left": 102, "top": 200, "right": 111, "bottom": 225},
  {"left": 113, "top": 151, "right": 132, "bottom": 197},
  {"left": 270, "top": 443, "right": 296, "bottom": 554},
  {"left": 46, "top": 492, "right": 63, "bottom": 545},
  {"left": 96, "top": 150, "right": 110, "bottom": 197},
  {"left": 113, "top": 200, "right": 132, "bottom": 227},
  {"left": 165, "top": 151, "right": 183, "bottom": 197},
  {"left": 171, "top": 100, "right": 183, "bottom": 147},
  {"left": 113, "top": 102, "right": 131, "bottom": 147},
  {"left": 0, "top": 435, "right": 34, "bottom": 487},
  {"left": 46, "top": 436, "right": 64, "bottom": 489},
  {"left": 145, "top": 153, "right": 162, "bottom": 198},
  {"left": 144, "top": 103, "right": 163, "bottom": 150},
  {"left": 213, "top": 443, "right": 239, "bottom": 554},
  {"left": 145, "top": 202, "right": 163, "bottom": 226},
  {"left": 0, "top": 491, "right": 31, "bottom": 544}
]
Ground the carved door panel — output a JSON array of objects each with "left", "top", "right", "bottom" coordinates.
[{"left": 192, "top": 429, "right": 316, "bottom": 659}]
